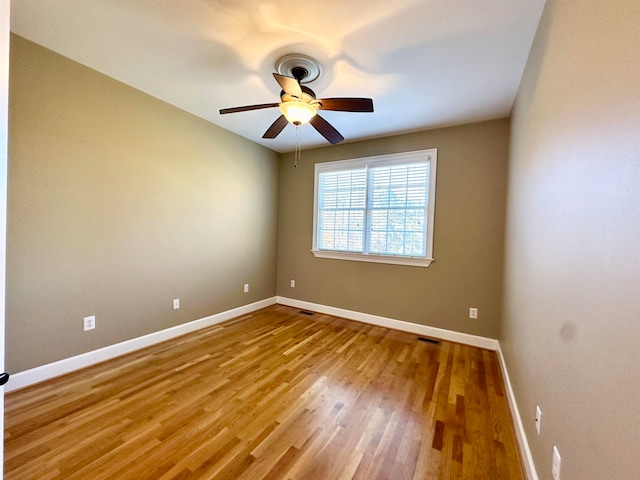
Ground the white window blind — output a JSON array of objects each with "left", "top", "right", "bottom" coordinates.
[
  {"left": 367, "top": 163, "right": 428, "bottom": 256},
  {"left": 317, "top": 168, "right": 366, "bottom": 252},
  {"left": 313, "top": 149, "right": 437, "bottom": 267}
]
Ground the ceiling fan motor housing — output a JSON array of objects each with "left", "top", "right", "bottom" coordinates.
[{"left": 291, "top": 66, "right": 309, "bottom": 82}]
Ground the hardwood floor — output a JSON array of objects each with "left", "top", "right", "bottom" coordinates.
[{"left": 4, "top": 305, "right": 524, "bottom": 479}]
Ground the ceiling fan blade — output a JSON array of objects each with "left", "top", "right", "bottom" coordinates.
[
  {"left": 318, "top": 98, "right": 374, "bottom": 112},
  {"left": 262, "top": 115, "right": 289, "bottom": 139},
  {"left": 219, "top": 103, "right": 279, "bottom": 115},
  {"left": 273, "top": 73, "right": 303, "bottom": 98},
  {"left": 309, "top": 114, "right": 344, "bottom": 145}
]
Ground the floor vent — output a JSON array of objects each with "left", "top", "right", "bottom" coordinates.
[
  {"left": 299, "top": 310, "right": 314, "bottom": 316},
  {"left": 418, "top": 337, "right": 440, "bottom": 344}
]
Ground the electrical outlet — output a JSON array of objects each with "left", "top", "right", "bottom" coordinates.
[
  {"left": 83, "top": 315, "right": 95, "bottom": 331},
  {"left": 469, "top": 307, "right": 478, "bottom": 319},
  {"left": 535, "top": 405, "right": 542, "bottom": 435},
  {"left": 243, "top": 283, "right": 249, "bottom": 293},
  {"left": 173, "top": 298, "right": 180, "bottom": 310},
  {"left": 290, "top": 280, "right": 295, "bottom": 288},
  {"left": 552, "top": 445, "right": 561, "bottom": 480}
]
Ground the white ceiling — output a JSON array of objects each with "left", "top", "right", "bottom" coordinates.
[{"left": 10, "top": 0, "right": 545, "bottom": 153}]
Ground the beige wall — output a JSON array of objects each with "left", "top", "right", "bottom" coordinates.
[
  {"left": 277, "top": 119, "right": 510, "bottom": 339},
  {"left": 503, "top": 1, "right": 640, "bottom": 479},
  {"left": 7, "top": 35, "right": 279, "bottom": 373}
]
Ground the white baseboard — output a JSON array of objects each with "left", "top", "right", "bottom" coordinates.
[
  {"left": 276, "top": 296, "right": 499, "bottom": 351},
  {"left": 277, "top": 296, "right": 538, "bottom": 477},
  {"left": 7, "top": 295, "right": 535, "bottom": 479},
  {"left": 496, "top": 344, "right": 538, "bottom": 480},
  {"left": 6, "top": 297, "right": 277, "bottom": 392}
]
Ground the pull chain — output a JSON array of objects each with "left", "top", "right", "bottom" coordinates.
[{"left": 294, "top": 124, "right": 302, "bottom": 168}]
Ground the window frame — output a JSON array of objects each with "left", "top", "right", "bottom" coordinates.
[{"left": 311, "top": 148, "right": 437, "bottom": 267}]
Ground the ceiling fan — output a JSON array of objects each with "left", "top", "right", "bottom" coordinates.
[{"left": 219, "top": 55, "right": 374, "bottom": 145}]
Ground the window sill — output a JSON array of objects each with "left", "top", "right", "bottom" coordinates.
[{"left": 311, "top": 249, "right": 434, "bottom": 267}]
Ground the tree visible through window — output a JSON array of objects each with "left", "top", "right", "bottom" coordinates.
[{"left": 312, "top": 149, "right": 437, "bottom": 267}]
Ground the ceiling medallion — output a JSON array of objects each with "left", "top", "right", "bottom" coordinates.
[{"left": 275, "top": 54, "right": 323, "bottom": 84}]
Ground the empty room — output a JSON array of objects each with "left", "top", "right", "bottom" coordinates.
[{"left": 0, "top": 1, "right": 638, "bottom": 479}]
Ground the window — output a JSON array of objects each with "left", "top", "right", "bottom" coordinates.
[{"left": 312, "top": 149, "right": 437, "bottom": 267}]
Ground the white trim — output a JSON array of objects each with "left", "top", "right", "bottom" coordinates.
[
  {"left": 7, "top": 294, "right": 535, "bottom": 479},
  {"left": 276, "top": 296, "right": 498, "bottom": 351},
  {"left": 496, "top": 344, "right": 538, "bottom": 480},
  {"left": 312, "top": 149, "right": 438, "bottom": 268},
  {"left": 0, "top": 3, "right": 10, "bottom": 478},
  {"left": 314, "top": 149, "right": 433, "bottom": 173},
  {"left": 6, "top": 297, "right": 277, "bottom": 392},
  {"left": 277, "top": 296, "right": 537, "bottom": 477},
  {"left": 310, "top": 249, "right": 434, "bottom": 267}
]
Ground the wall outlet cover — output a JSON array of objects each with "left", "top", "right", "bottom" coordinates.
[{"left": 83, "top": 315, "right": 96, "bottom": 331}]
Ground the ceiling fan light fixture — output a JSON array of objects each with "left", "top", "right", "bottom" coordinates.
[
  {"left": 220, "top": 56, "right": 372, "bottom": 145},
  {"left": 279, "top": 101, "right": 317, "bottom": 125}
]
